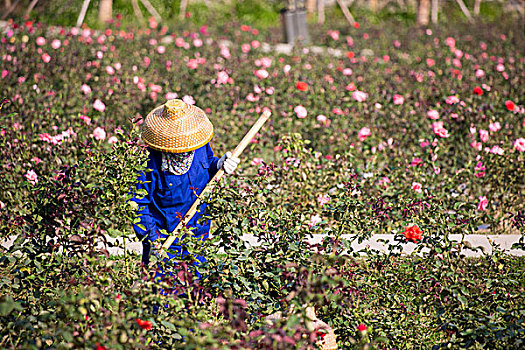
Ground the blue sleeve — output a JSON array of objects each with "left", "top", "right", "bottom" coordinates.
[
  {"left": 206, "top": 143, "right": 220, "bottom": 176},
  {"left": 131, "top": 159, "right": 159, "bottom": 243}
]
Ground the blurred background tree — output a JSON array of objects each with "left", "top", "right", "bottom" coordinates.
[{"left": 1, "top": 0, "right": 522, "bottom": 33}]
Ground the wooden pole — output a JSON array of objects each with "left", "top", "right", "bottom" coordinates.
[
  {"left": 417, "top": 0, "right": 430, "bottom": 25},
  {"left": 431, "top": 0, "right": 438, "bottom": 23},
  {"left": 25, "top": 0, "right": 38, "bottom": 17},
  {"left": 1, "top": 0, "right": 21, "bottom": 20},
  {"left": 317, "top": 0, "right": 325, "bottom": 25},
  {"left": 161, "top": 110, "right": 272, "bottom": 251},
  {"left": 455, "top": 0, "right": 474, "bottom": 22},
  {"left": 138, "top": 0, "right": 162, "bottom": 23},
  {"left": 336, "top": 0, "right": 356, "bottom": 25},
  {"left": 131, "top": 0, "right": 145, "bottom": 24},
  {"left": 370, "top": 0, "right": 378, "bottom": 12},
  {"left": 179, "top": 0, "right": 188, "bottom": 19},
  {"left": 473, "top": 0, "right": 481, "bottom": 16},
  {"left": 98, "top": 0, "right": 113, "bottom": 25},
  {"left": 76, "top": 0, "right": 91, "bottom": 27},
  {"left": 306, "top": 0, "right": 316, "bottom": 14}
]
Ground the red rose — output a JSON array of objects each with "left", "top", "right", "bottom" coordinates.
[
  {"left": 354, "top": 22, "right": 360, "bottom": 29},
  {"left": 505, "top": 100, "right": 515, "bottom": 111},
  {"left": 357, "top": 324, "right": 367, "bottom": 332},
  {"left": 346, "top": 51, "right": 355, "bottom": 59},
  {"left": 315, "top": 330, "right": 326, "bottom": 339},
  {"left": 96, "top": 343, "right": 106, "bottom": 350},
  {"left": 136, "top": 318, "right": 153, "bottom": 330},
  {"left": 403, "top": 225, "right": 422, "bottom": 242},
  {"left": 296, "top": 81, "right": 308, "bottom": 91},
  {"left": 473, "top": 86, "right": 483, "bottom": 95}
]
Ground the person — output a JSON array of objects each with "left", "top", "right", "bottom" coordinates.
[{"left": 131, "top": 98, "right": 239, "bottom": 275}]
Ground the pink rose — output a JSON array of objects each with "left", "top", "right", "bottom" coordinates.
[
  {"left": 193, "top": 39, "right": 203, "bottom": 47},
  {"left": 411, "top": 157, "right": 423, "bottom": 166},
  {"left": 427, "top": 110, "right": 439, "bottom": 120},
  {"left": 149, "top": 84, "right": 162, "bottom": 93},
  {"left": 25, "top": 170, "right": 38, "bottom": 185},
  {"left": 352, "top": 90, "right": 368, "bottom": 102},
  {"left": 251, "top": 157, "right": 263, "bottom": 166},
  {"left": 182, "top": 95, "right": 195, "bottom": 105},
  {"left": 308, "top": 215, "right": 322, "bottom": 228},
  {"left": 489, "top": 122, "right": 501, "bottom": 132},
  {"left": 105, "top": 66, "right": 115, "bottom": 75},
  {"left": 157, "top": 45, "right": 166, "bottom": 54},
  {"left": 93, "top": 99, "right": 106, "bottom": 112},
  {"left": 260, "top": 57, "right": 272, "bottom": 68},
  {"left": 490, "top": 145, "right": 504, "bottom": 155},
  {"left": 479, "top": 129, "right": 489, "bottom": 143},
  {"left": 342, "top": 68, "right": 352, "bottom": 76},
  {"left": 246, "top": 93, "right": 259, "bottom": 102},
  {"left": 41, "top": 53, "right": 51, "bottom": 63},
  {"left": 358, "top": 127, "right": 371, "bottom": 141},
  {"left": 108, "top": 136, "right": 118, "bottom": 144},
  {"left": 393, "top": 94, "right": 404, "bottom": 105},
  {"left": 241, "top": 44, "right": 251, "bottom": 53},
  {"left": 412, "top": 182, "right": 423, "bottom": 194},
  {"left": 317, "top": 194, "right": 330, "bottom": 206},
  {"left": 317, "top": 114, "right": 330, "bottom": 126},
  {"left": 81, "top": 84, "right": 91, "bottom": 94},
  {"left": 165, "top": 92, "right": 178, "bottom": 100},
  {"left": 220, "top": 46, "right": 231, "bottom": 59},
  {"left": 329, "top": 30, "right": 340, "bottom": 41},
  {"left": 39, "top": 133, "right": 52, "bottom": 142},
  {"left": 477, "top": 196, "right": 488, "bottom": 211},
  {"left": 93, "top": 127, "right": 106, "bottom": 141},
  {"left": 514, "top": 138, "right": 525, "bottom": 152},
  {"left": 1, "top": 70, "right": 8, "bottom": 79},
  {"left": 254, "top": 69, "right": 269, "bottom": 79},
  {"left": 79, "top": 115, "right": 91, "bottom": 125},
  {"left": 36, "top": 37, "right": 46, "bottom": 46},
  {"left": 175, "top": 37, "right": 185, "bottom": 47},
  {"left": 470, "top": 141, "right": 482, "bottom": 151},
  {"left": 51, "top": 39, "right": 61, "bottom": 49},
  {"left": 475, "top": 69, "right": 485, "bottom": 78},
  {"left": 445, "top": 96, "right": 459, "bottom": 105},
  {"left": 216, "top": 71, "right": 229, "bottom": 85},
  {"left": 432, "top": 122, "right": 450, "bottom": 138},
  {"left": 294, "top": 105, "right": 307, "bottom": 119}
]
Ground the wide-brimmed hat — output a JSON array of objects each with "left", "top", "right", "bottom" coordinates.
[{"left": 141, "top": 99, "right": 214, "bottom": 153}]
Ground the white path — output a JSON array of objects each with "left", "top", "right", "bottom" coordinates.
[{"left": 2, "top": 234, "right": 524, "bottom": 257}]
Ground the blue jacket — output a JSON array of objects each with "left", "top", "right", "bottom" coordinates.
[{"left": 132, "top": 144, "right": 220, "bottom": 260}]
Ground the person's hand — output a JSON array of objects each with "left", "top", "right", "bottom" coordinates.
[{"left": 218, "top": 152, "right": 240, "bottom": 174}]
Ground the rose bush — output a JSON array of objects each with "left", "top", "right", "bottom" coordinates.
[{"left": 0, "top": 14, "right": 524, "bottom": 350}]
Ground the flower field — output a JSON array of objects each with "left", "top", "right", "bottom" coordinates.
[{"left": 0, "top": 14, "right": 524, "bottom": 350}]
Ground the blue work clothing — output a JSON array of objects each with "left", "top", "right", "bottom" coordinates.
[{"left": 132, "top": 143, "right": 220, "bottom": 266}]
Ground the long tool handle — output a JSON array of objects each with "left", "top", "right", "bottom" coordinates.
[{"left": 161, "top": 110, "right": 271, "bottom": 250}]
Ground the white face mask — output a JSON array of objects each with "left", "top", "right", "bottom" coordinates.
[{"left": 161, "top": 150, "right": 195, "bottom": 175}]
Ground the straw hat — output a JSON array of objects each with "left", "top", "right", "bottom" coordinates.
[{"left": 141, "top": 99, "right": 214, "bottom": 153}]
